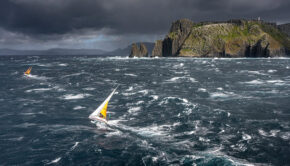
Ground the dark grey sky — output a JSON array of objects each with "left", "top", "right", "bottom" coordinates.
[{"left": 0, "top": 0, "right": 289, "bottom": 51}]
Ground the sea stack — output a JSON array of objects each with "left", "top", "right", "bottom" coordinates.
[
  {"left": 151, "top": 40, "right": 163, "bottom": 57},
  {"left": 129, "top": 43, "right": 148, "bottom": 57}
]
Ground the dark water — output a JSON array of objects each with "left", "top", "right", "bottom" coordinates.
[{"left": 0, "top": 55, "right": 290, "bottom": 166}]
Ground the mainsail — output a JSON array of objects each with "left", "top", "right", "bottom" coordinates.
[
  {"left": 25, "top": 67, "right": 32, "bottom": 75},
  {"left": 89, "top": 86, "right": 118, "bottom": 123}
]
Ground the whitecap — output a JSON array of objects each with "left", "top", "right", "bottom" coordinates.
[
  {"left": 47, "top": 157, "right": 61, "bottom": 164},
  {"left": 138, "top": 89, "right": 149, "bottom": 95},
  {"left": 267, "top": 69, "right": 277, "bottom": 73},
  {"left": 150, "top": 95, "right": 159, "bottom": 101},
  {"left": 210, "top": 92, "right": 229, "bottom": 98},
  {"left": 258, "top": 129, "right": 268, "bottom": 137},
  {"left": 62, "top": 72, "right": 84, "bottom": 78},
  {"left": 54, "top": 86, "right": 66, "bottom": 92},
  {"left": 242, "top": 133, "right": 252, "bottom": 140},
  {"left": 280, "top": 132, "right": 290, "bottom": 140},
  {"left": 131, "top": 124, "right": 168, "bottom": 137},
  {"left": 61, "top": 94, "right": 91, "bottom": 100},
  {"left": 266, "top": 80, "right": 285, "bottom": 85},
  {"left": 58, "top": 63, "right": 68, "bottom": 66},
  {"left": 199, "top": 137, "right": 210, "bottom": 142},
  {"left": 166, "top": 76, "right": 197, "bottom": 83},
  {"left": 173, "top": 63, "right": 184, "bottom": 68},
  {"left": 122, "top": 92, "right": 136, "bottom": 96},
  {"left": 240, "top": 70, "right": 267, "bottom": 75},
  {"left": 125, "top": 73, "right": 137, "bottom": 77},
  {"left": 128, "top": 107, "right": 141, "bottom": 114},
  {"left": 126, "top": 86, "right": 134, "bottom": 91},
  {"left": 197, "top": 88, "right": 207, "bottom": 92},
  {"left": 24, "top": 74, "right": 49, "bottom": 80},
  {"left": 71, "top": 142, "right": 79, "bottom": 151},
  {"left": 269, "top": 130, "right": 280, "bottom": 137},
  {"left": 244, "top": 80, "right": 264, "bottom": 85},
  {"left": 83, "top": 87, "right": 95, "bottom": 91},
  {"left": 25, "top": 88, "right": 52, "bottom": 93},
  {"left": 136, "top": 101, "right": 144, "bottom": 105},
  {"left": 73, "top": 106, "right": 86, "bottom": 110},
  {"left": 217, "top": 87, "right": 223, "bottom": 91}
]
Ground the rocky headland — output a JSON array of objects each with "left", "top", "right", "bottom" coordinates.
[{"left": 130, "top": 19, "right": 290, "bottom": 58}]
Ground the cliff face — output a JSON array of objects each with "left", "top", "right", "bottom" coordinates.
[
  {"left": 152, "top": 19, "right": 290, "bottom": 57},
  {"left": 278, "top": 23, "right": 290, "bottom": 37},
  {"left": 162, "top": 19, "right": 194, "bottom": 56},
  {"left": 152, "top": 40, "right": 163, "bottom": 57},
  {"left": 129, "top": 43, "right": 148, "bottom": 57}
]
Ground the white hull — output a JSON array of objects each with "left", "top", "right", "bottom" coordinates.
[{"left": 90, "top": 116, "right": 108, "bottom": 124}]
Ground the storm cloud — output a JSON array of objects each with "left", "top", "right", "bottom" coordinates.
[{"left": 0, "top": 0, "right": 290, "bottom": 50}]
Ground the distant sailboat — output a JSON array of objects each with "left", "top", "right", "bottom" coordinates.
[
  {"left": 89, "top": 86, "right": 118, "bottom": 124},
  {"left": 24, "top": 67, "right": 32, "bottom": 75}
]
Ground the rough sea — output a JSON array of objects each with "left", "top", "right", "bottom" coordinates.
[{"left": 0, "top": 55, "right": 290, "bottom": 166}]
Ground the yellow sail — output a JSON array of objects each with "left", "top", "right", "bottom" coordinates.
[
  {"left": 25, "top": 67, "right": 32, "bottom": 75},
  {"left": 89, "top": 86, "right": 118, "bottom": 123},
  {"left": 100, "top": 101, "right": 108, "bottom": 119}
]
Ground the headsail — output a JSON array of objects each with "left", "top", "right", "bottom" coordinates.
[
  {"left": 89, "top": 86, "right": 118, "bottom": 123},
  {"left": 25, "top": 67, "right": 32, "bottom": 75}
]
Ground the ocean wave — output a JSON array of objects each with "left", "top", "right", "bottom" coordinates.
[
  {"left": 25, "top": 88, "right": 53, "bottom": 93},
  {"left": 24, "top": 74, "right": 49, "bottom": 80},
  {"left": 239, "top": 70, "right": 267, "bottom": 75},
  {"left": 166, "top": 76, "right": 197, "bottom": 83},
  {"left": 242, "top": 133, "right": 252, "bottom": 141},
  {"left": 149, "top": 95, "right": 159, "bottom": 101},
  {"left": 83, "top": 87, "right": 95, "bottom": 91},
  {"left": 210, "top": 91, "right": 238, "bottom": 99},
  {"left": 267, "top": 69, "right": 277, "bottom": 73},
  {"left": 244, "top": 80, "right": 264, "bottom": 85},
  {"left": 128, "top": 106, "right": 141, "bottom": 115},
  {"left": 173, "top": 63, "right": 184, "bottom": 68},
  {"left": 39, "top": 124, "right": 95, "bottom": 133},
  {"left": 124, "top": 73, "right": 137, "bottom": 77},
  {"left": 126, "top": 86, "right": 134, "bottom": 91},
  {"left": 61, "top": 94, "right": 91, "bottom": 100},
  {"left": 73, "top": 106, "right": 86, "bottom": 110},
  {"left": 46, "top": 157, "right": 61, "bottom": 165},
  {"left": 58, "top": 63, "right": 68, "bottom": 67},
  {"left": 34, "top": 63, "right": 53, "bottom": 67},
  {"left": 61, "top": 72, "right": 86, "bottom": 78},
  {"left": 243, "top": 79, "right": 286, "bottom": 86},
  {"left": 197, "top": 88, "right": 207, "bottom": 92},
  {"left": 70, "top": 142, "right": 79, "bottom": 151}
]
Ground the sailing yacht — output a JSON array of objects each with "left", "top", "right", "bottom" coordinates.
[
  {"left": 89, "top": 86, "right": 118, "bottom": 124},
  {"left": 24, "top": 67, "right": 32, "bottom": 75}
]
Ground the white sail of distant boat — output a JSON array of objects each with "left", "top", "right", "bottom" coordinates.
[{"left": 89, "top": 86, "right": 118, "bottom": 124}]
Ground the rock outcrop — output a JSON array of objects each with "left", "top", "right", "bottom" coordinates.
[
  {"left": 139, "top": 43, "right": 148, "bottom": 57},
  {"left": 152, "top": 19, "right": 290, "bottom": 57},
  {"left": 162, "top": 19, "right": 194, "bottom": 57},
  {"left": 151, "top": 40, "right": 163, "bottom": 57},
  {"left": 129, "top": 43, "right": 148, "bottom": 57}
]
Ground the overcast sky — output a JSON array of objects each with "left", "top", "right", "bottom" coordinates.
[{"left": 0, "top": 0, "right": 289, "bottom": 51}]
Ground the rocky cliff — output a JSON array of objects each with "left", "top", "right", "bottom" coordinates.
[
  {"left": 129, "top": 43, "right": 148, "bottom": 57},
  {"left": 278, "top": 23, "right": 290, "bottom": 37},
  {"left": 152, "top": 19, "right": 290, "bottom": 57},
  {"left": 151, "top": 40, "right": 163, "bottom": 57}
]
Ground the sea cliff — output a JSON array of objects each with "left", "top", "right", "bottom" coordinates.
[{"left": 130, "top": 19, "right": 290, "bottom": 58}]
